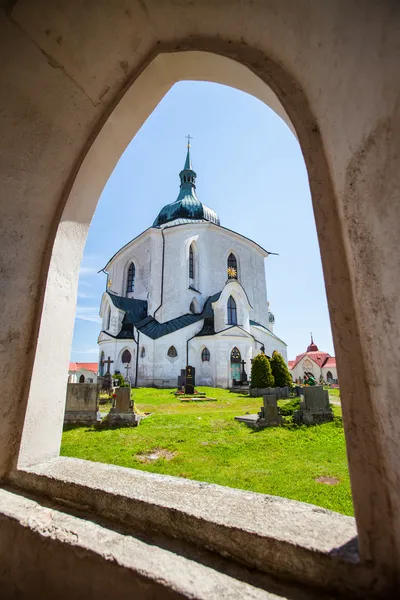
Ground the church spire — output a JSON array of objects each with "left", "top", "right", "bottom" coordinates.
[
  {"left": 184, "top": 134, "right": 193, "bottom": 170},
  {"left": 179, "top": 135, "right": 196, "bottom": 190}
]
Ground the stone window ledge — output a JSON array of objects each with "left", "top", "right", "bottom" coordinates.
[{"left": 9, "top": 457, "right": 372, "bottom": 595}]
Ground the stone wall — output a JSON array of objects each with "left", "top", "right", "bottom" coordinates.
[{"left": 250, "top": 386, "right": 290, "bottom": 398}]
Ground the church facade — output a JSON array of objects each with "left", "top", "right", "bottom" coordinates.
[{"left": 98, "top": 144, "right": 287, "bottom": 388}]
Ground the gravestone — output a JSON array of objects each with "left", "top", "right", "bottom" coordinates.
[
  {"left": 258, "top": 395, "right": 283, "bottom": 426},
  {"left": 105, "top": 386, "right": 140, "bottom": 426},
  {"left": 294, "top": 385, "right": 333, "bottom": 424},
  {"left": 185, "top": 365, "right": 195, "bottom": 395},
  {"left": 177, "top": 369, "right": 186, "bottom": 389},
  {"left": 235, "top": 394, "right": 282, "bottom": 429},
  {"left": 64, "top": 383, "right": 101, "bottom": 424}
]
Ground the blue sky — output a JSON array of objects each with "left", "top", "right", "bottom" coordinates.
[{"left": 71, "top": 81, "right": 334, "bottom": 362}]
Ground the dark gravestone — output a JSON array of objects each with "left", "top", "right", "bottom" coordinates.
[
  {"left": 185, "top": 365, "right": 195, "bottom": 395},
  {"left": 177, "top": 369, "right": 186, "bottom": 389}
]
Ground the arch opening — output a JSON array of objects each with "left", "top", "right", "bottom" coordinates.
[{"left": 16, "top": 48, "right": 364, "bottom": 557}]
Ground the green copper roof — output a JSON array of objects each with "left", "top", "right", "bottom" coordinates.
[{"left": 153, "top": 145, "right": 220, "bottom": 228}]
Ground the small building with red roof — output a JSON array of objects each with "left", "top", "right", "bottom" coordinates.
[
  {"left": 68, "top": 362, "right": 98, "bottom": 384},
  {"left": 289, "top": 336, "right": 338, "bottom": 383}
]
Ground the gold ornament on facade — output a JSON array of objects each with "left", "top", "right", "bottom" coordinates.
[{"left": 227, "top": 267, "right": 237, "bottom": 278}]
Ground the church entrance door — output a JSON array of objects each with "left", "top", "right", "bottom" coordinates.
[{"left": 230, "top": 347, "right": 241, "bottom": 383}]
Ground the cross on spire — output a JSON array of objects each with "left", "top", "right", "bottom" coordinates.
[{"left": 185, "top": 134, "right": 192, "bottom": 148}]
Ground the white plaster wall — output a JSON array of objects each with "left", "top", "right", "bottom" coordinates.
[
  {"left": 290, "top": 356, "right": 322, "bottom": 381},
  {"left": 106, "top": 230, "right": 162, "bottom": 310},
  {"left": 322, "top": 365, "right": 338, "bottom": 381}
]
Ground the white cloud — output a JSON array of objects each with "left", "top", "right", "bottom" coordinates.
[{"left": 76, "top": 306, "right": 101, "bottom": 323}]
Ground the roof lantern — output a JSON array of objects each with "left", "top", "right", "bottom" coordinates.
[
  {"left": 307, "top": 333, "right": 319, "bottom": 352},
  {"left": 153, "top": 136, "right": 220, "bottom": 228}
]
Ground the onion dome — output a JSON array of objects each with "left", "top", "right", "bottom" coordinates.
[
  {"left": 307, "top": 334, "right": 319, "bottom": 352},
  {"left": 153, "top": 140, "right": 220, "bottom": 228}
]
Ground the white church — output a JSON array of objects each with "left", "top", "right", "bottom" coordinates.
[{"left": 98, "top": 142, "right": 287, "bottom": 388}]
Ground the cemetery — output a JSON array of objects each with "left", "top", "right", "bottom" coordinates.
[{"left": 62, "top": 380, "right": 351, "bottom": 516}]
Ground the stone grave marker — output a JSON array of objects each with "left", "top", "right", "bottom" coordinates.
[
  {"left": 185, "top": 365, "right": 195, "bottom": 395},
  {"left": 294, "top": 385, "right": 333, "bottom": 424},
  {"left": 177, "top": 369, "right": 186, "bottom": 389},
  {"left": 64, "top": 383, "right": 101, "bottom": 424},
  {"left": 258, "top": 394, "right": 283, "bottom": 426},
  {"left": 235, "top": 394, "right": 282, "bottom": 429},
  {"left": 105, "top": 386, "right": 140, "bottom": 426}
]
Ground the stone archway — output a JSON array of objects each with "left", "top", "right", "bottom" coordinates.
[{"left": 2, "top": 7, "right": 398, "bottom": 588}]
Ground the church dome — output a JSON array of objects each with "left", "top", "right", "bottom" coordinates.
[
  {"left": 307, "top": 335, "right": 319, "bottom": 352},
  {"left": 153, "top": 142, "right": 220, "bottom": 228}
]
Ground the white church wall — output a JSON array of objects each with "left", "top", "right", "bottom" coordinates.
[
  {"left": 106, "top": 230, "right": 162, "bottom": 309},
  {"left": 250, "top": 324, "right": 287, "bottom": 362}
]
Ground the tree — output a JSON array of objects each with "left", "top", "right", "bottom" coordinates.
[
  {"left": 270, "top": 351, "right": 292, "bottom": 388},
  {"left": 251, "top": 353, "right": 275, "bottom": 388}
]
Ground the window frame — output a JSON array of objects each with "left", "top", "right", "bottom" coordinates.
[
  {"left": 126, "top": 262, "right": 136, "bottom": 294},
  {"left": 227, "top": 295, "right": 237, "bottom": 325},
  {"left": 201, "top": 347, "right": 210, "bottom": 362}
]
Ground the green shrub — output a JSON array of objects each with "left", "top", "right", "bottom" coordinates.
[
  {"left": 251, "top": 353, "right": 275, "bottom": 388},
  {"left": 279, "top": 397, "right": 300, "bottom": 416},
  {"left": 113, "top": 372, "right": 129, "bottom": 387},
  {"left": 270, "top": 350, "right": 292, "bottom": 388}
]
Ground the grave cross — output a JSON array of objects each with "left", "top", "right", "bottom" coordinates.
[
  {"left": 241, "top": 359, "right": 248, "bottom": 382},
  {"left": 103, "top": 356, "right": 114, "bottom": 375},
  {"left": 124, "top": 362, "right": 131, "bottom": 383}
]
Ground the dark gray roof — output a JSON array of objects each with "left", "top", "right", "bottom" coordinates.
[
  {"left": 107, "top": 293, "right": 148, "bottom": 323},
  {"left": 106, "top": 291, "right": 221, "bottom": 341}
]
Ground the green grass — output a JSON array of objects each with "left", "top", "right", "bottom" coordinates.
[{"left": 61, "top": 387, "right": 353, "bottom": 516}]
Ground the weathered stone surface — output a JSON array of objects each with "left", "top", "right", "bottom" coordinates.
[
  {"left": 236, "top": 394, "right": 283, "bottom": 429},
  {"left": 250, "top": 387, "right": 290, "bottom": 399},
  {"left": 11, "top": 456, "right": 372, "bottom": 598},
  {"left": 1, "top": 1, "right": 400, "bottom": 595},
  {"left": 294, "top": 386, "right": 333, "bottom": 424},
  {"left": 64, "top": 383, "right": 101, "bottom": 424}
]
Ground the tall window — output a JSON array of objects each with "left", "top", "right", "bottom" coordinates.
[
  {"left": 106, "top": 307, "right": 111, "bottom": 330},
  {"left": 227, "top": 253, "right": 238, "bottom": 279},
  {"left": 127, "top": 262, "right": 135, "bottom": 293},
  {"left": 121, "top": 349, "right": 131, "bottom": 364},
  {"left": 227, "top": 295, "right": 237, "bottom": 325},
  {"left": 167, "top": 346, "right": 177, "bottom": 358},
  {"left": 201, "top": 347, "right": 210, "bottom": 362},
  {"left": 189, "top": 244, "right": 194, "bottom": 279}
]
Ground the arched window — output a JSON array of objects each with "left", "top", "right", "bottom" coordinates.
[
  {"left": 106, "top": 306, "right": 111, "bottom": 330},
  {"left": 190, "top": 300, "right": 196, "bottom": 313},
  {"left": 141, "top": 346, "right": 146, "bottom": 358},
  {"left": 227, "top": 295, "right": 237, "bottom": 325},
  {"left": 79, "top": 374, "right": 85, "bottom": 383},
  {"left": 167, "top": 346, "right": 177, "bottom": 358},
  {"left": 227, "top": 253, "right": 238, "bottom": 279},
  {"left": 189, "top": 243, "right": 194, "bottom": 280},
  {"left": 201, "top": 347, "right": 210, "bottom": 362},
  {"left": 126, "top": 262, "right": 135, "bottom": 293},
  {"left": 121, "top": 349, "right": 131, "bottom": 364},
  {"left": 231, "top": 347, "right": 241, "bottom": 363},
  {"left": 327, "top": 371, "right": 333, "bottom": 381}
]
